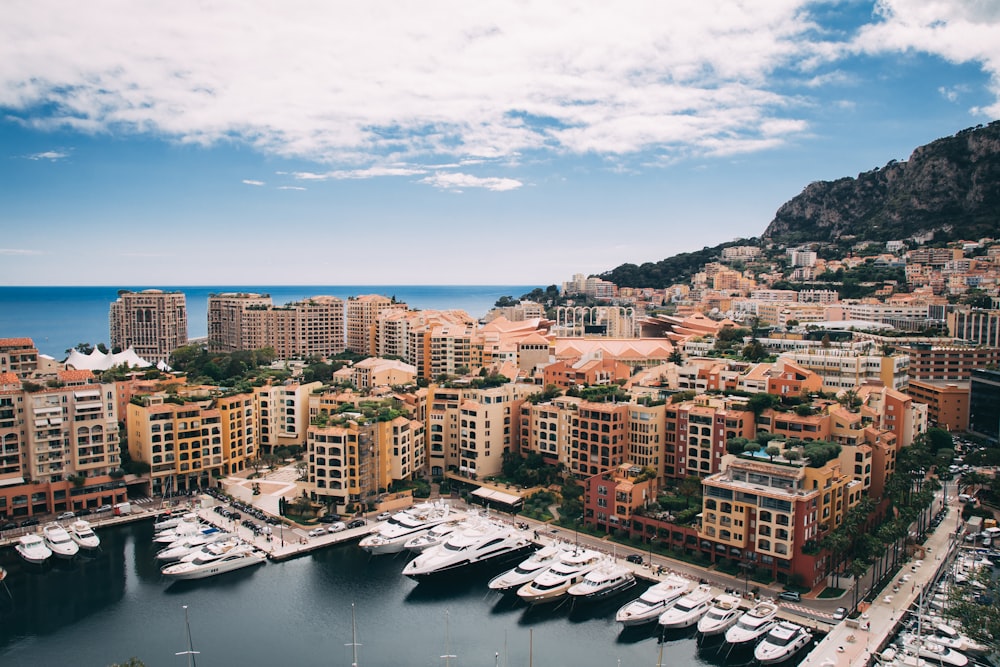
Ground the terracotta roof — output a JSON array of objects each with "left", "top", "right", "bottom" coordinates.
[
  {"left": 58, "top": 369, "right": 95, "bottom": 382},
  {"left": 0, "top": 337, "right": 35, "bottom": 348}
]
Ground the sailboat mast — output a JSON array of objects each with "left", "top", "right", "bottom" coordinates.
[
  {"left": 175, "top": 605, "right": 200, "bottom": 667},
  {"left": 346, "top": 602, "right": 361, "bottom": 667},
  {"left": 441, "top": 610, "right": 456, "bottom": 667}
]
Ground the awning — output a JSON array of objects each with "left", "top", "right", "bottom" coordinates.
[
  {"left": 0, "top": 476, "right": 25, "bottom": 487},
  {"left": 471, "top": 487, "right": 523, "bottom": 507}
]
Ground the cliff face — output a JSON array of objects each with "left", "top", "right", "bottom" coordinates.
[{"left": 763, "top": 121, "right": 1000, "bottom": 244}]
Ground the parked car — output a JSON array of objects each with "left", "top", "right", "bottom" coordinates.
[
  {"left": 625, "top": 554, "right": 644, "bottom": 564},
  {"left": 20, "top": 517, "right": 40, "bottom": 527},
  {"left": 832, "top": 607, "right": 848, "bottom": 621},
  {"left": 375, "top": 512, "right": 392, "bottom": 521},
  {"left": 347, "top": 519, "right": 367, "bottom": 529},
  {"left": 76, "top": 508, "right": 92, "bottom": 517},
  {"left": 96, "top": 504, "right": 113, "bottom": 513},
  {"left": 1, "top": 521, "right": 17, "bottom": 532},
  {"left": 778, "top": 591, "right": 801, "bottom": 602},
  {"left": 319, "top": 514, "right": 342, "bottom": 523},
  {"left": 308, "top": 527, "right": 326, "bottom": 538},
  {"left": 57, "top": 511, "right": 75, "bottom": 521},
  {"left": 327, "top": 522, "right": 347, "bottom": 533}
]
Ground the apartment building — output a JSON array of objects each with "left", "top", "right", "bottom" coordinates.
[
  {"left": 542, "top": 353, "right": 632, "bottom": 389},
  {"left": 897, "top": 343, "right": 1000, "bottom": 381},
  {"left": 570, "top": 401, "right": 629, "bottom": 479},
  {"left": 518, "top": 395, "right": 581, "bottom": 469},
  {"left": 906, "top": 380, "right": 970, "bottom": 432},
  {"left": 127, "top": 393, "right": 255, "bottom": 496},
  {"left": 584, "top": 464, "right": 658, "bottom": 533},
  {"left": 339, "top": 357, "right": 417, "bottom": 391},
  {"left": 969, "top": 369, "right": 1000, "bottom": 442},
  {"left": 0, "top": 337, "right": 39, "bottom": 377},
  {"left": 777, "top": 345, "right": 909, "bottom": 392},
  {"left": 207, "top": 292, "right": 273, "bottom": 352},
  {"left": 346, "top": 294, "right": 407, "bottom": 356},
  {"left": 255, "top": 380, "right": 323, "bottom": 454},
  {"left": 0, "top": 371, "right": 126, "bottom": 520},
  {"left": 948, "top": 309, "right": 1000, "bottom": 347},
  {"left": 109, "top": 289, "right": 188, "bottom": 365}
]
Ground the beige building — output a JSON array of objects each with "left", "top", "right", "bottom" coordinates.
[
  {"left": 209, "top": 294, "right": 345, "bottom": 359},
  {"left": 0, "top": 337, "right": 39, "bottom": 377},
  {"left": 207, "top": 292, "right": 273, "bottom": 353},
  {"left": 109, "top": 289, "right": 188, "bottom": 365},
  {"left": 255, "top": 380, "right": 323, "bottom": 454},
  {"left": 347, "top": 294, "right": 407, "bottom": 356},
  {"left": 344, "top": 357, "right": 418, "bottom": 390}
]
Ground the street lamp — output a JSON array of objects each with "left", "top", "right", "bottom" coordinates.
[{"left": 739, "top": 561, "right": 753, "bottom": 598}]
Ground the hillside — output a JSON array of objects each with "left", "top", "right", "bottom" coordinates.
[{"left": 763, "top": 121, "right": 1000, "bottom": 244}]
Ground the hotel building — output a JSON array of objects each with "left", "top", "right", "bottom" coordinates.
[{"left": 109, "top": 289, "right": 188, "bottom": 365}]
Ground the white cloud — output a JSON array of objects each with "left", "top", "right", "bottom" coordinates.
[
  {"left": 419, "top": 172, "right": 523, "bottom": 192},
  {"left": 277, "top": 185, "right": 306, "bottom": 191},
  {"left": 25, "top": 150, "right": 68, "bottom": 160},
  {"left": 0, "top": 248, "right": 41, "bottom": 255},
  {"left": 242, "top": 179, "right": 265, "bottom": 186},
  {"left": 292, "top": 166, "right": 427, "bottom": 181}
]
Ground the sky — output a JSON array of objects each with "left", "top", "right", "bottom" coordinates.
[{"left": 1, "top": 0, "right": 999, "bottom": 287}]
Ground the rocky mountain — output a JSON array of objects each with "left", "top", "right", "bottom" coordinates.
[{"left": 763, "top": 121, "right": 1000, "bottom": 244}]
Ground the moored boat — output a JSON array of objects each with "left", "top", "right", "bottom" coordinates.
[
  {"left": 696, "top": 594, "right": 743, "bottom": 636},
  {"left": 724, "top": 599, "right": 779, "bottom": 645},
  {"left": 43, "top": 522, "right": 80, "bottom": 559},
  {"left": 488, "top": 543, "right": 566, "bottom": 593},
  {"left": 359, "top": 501, "right": 457, "bottom": 555},
  {"left": 567, "top": 559, "right": 636, "bottom": 602},
  {"left": 67, "top": 519, "right": 101, "bottom": 550},
  {"left": 403, "top": 518, "right": 464, "bottom": 553},
  {"left": 615, "top": 574, "right": 691, "bottom": 626},
  {"left": 403, "top": 520, "right": 533, "bottom": 580},
  {"left": 657, "top": 584, "right": 713, "bottom": 629},
  {"left": 515, "top": 547, "right": 604, "bottom": 605},
  {"left": 161, "top": 543, "right": 266, "bottom": 581},
  {"left": 15, "top": 534, "right": 52, "bottom": 564},
  {"left": 754, "top": 621, "right": 812, "bottom": 665}
]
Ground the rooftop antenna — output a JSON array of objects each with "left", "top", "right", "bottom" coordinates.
[
  {"left": 346, "top": 602, "right": 362, "bottom": 667},
  {"left": 175, "top": 605, "right": 200, "bottom": 667}
]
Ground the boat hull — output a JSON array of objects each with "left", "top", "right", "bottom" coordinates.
[{"left": 405, "top": 543, "right": 535, "bottom": 581}]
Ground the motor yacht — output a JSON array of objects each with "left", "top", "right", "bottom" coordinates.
[
  {"left": 615, "top": 574, "right": 692, "bottom": 626},
  {"left": 15, "top": 534, "right": 52, "bottom": 564},
  {"left": 174, "top": 538, "right": 245, "bottom": 565},
  {"left": 696, "top": 594, "right": 744, "bottom": 637},
  {"left": 567, "top": 560, "right": 636, "bottom": 602},
  {"left": 42, "top": 522, "right": 80, "bottom": 559},
  {"left": 754, "top": 621, "right": 812, "bottom": 664},
  {"left": 488, "top": 543, "right": 567, "bottom": 593},
  {"left": 359, "top": 501, "right": 456, "bottom": 555},
  {"left": 153, "top": 512, "right": 198, "bottom": 533},
  {"left": 154, "top": 521, "right": 215, "bottom": 544},
  {"left": 515, "top": 547, "right": 604, "bottom": 605},
  {"left": 899, "top": 633, "right": 969, "bottom": 667},
  {"left": 724, "top": 599, "right": 779, "bottom": 646},
  {"left": 156, "top": 532, "right": 233, "bottom": 562},
  {"left": 402, "top": 520, "right": 533, "bottom": 580},
  {"left": 161, "top": 543, "right": 266, "bottom": 581},
  {"left": 67, "top": 519, "right": 100, "bottom": 550},
  {"left": 657, "top": 584, "right": 713, "bottom": 629},
  {"left": 403, "top": 518, "right": 464, "bottom": 553}
]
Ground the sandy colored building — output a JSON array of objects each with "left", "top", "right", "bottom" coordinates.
[
  {"left": 907, "top": 379, "right": 970, "bottom": 432},
  {"left": 109, "top": 289, "right": 188, "bottom": 365},
  {"left": 347, "top": 294, "right": 407, "bottom": 356}
]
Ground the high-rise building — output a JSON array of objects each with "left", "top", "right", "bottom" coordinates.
[
  {"left": 207, "top": 292, "right": 273, "bottom": 353},
  {"left": 109, "top": 289, "right": 188, "bottom": 365},
  {"left": 346, "top": 294, "right": 407, "bottom": 356},
  {"left": 208, "top": 294, "right": 345, "bottom": 359},
  {"left": 970, "top": 369, "right": 1000, "bottom": 442}
]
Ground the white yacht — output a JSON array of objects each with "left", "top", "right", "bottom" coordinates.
[
  {"left": 697, "top": 594, "right": 744, "bottom": 636},
  {"left": 359, "top": 502, "right": 456, "bottom": 555},
  {"left": 567, "top": 560, "right": 636, "bottom": 602},
  {"left": 42, "top": 522, "right": 80, "bottom": 559},
  {"left": 154, "top": 521, "right": 215, "bottom": 544},
  {"left": 488, "top": 543, "right": 567, "bottom": 593},
  {"left": 402, "top": 520, "right": 533, "bottom": 580},
  {"left": 754, "top": 621, "right": 812, "bottom": 664},
  {"left": 153, "top": 512, "right": 198, "bottom": 533},
  {"left": 157, "top": 532, "right": 234, "bottom": 562},
  {"left": 516, "top": 547, "right": 604, "bottom": 605},
  {"left": 174, "top": 538, "right": 244, "bottom": 565},
  {"left": 615, "top": 574, "right": 692, "bottom": 626},
  {"left": 725, "top": 599, "right": 779, "bottom": 645},
  {"left": 67, "top": 519, "right": 100, "bottom": 550},
  {"left": 161, "top": 543, "right": 266, "bottom": 581},
  {"left": 15, "top": 534, "right": 52, "bottom": 564},
  {"left": 403, "top": 518, "right": 464, "bottom": 553},
  {"left": 900, "top": 633, "right": 969, "bottom": 667},
  {"left": 657, "top": 584, "right": 714, "bottom": 629}
]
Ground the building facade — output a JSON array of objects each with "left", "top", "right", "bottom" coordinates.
[{"left": 109, "top": 289, "right": 188, "bottom": 365}]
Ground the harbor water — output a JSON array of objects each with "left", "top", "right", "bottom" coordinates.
[{"left": 0, "top": 521, "right": 783, "bottom": 667}]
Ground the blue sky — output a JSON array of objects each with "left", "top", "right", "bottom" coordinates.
[{"left": 1, "top": 0, "right": 999, "bottom": 286}]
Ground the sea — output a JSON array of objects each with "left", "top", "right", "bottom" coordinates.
[
  {"left": 0, "top": 285, "right": 538, "bottom": 359},
  {"left": 0, "top": 521, "right": 749, "bottom": 667}
]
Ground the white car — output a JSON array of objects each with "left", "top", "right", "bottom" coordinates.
[
  {"left": 308, "top": 527, "right": 326, "bottom": 538},
  {"left": 327, "top": 522, "right": 346, "bottom": 533},
  {"left": 375, "top": 512, "right": 391, "bottom": 521},
  {"left": 832, "top": 607, "right": 848, "bottom": 621}
]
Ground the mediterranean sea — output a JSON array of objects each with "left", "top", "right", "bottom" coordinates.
[
  {"left": 0, "top": 521, "right": 740, "bottom": 667},
  {"left": 0, "top": 285, "right": 537, "bottom": 360}
]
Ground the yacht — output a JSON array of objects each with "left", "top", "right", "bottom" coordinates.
[
  {"left": 157, "top": 532, "right": 233, "bottom": 562},
  {"left": 174, "top": 537, "right": 245, "bottom": 565},
  {"left": 15, "top": 534, "right": 52, "bottom": 564},
  {"left": 359, "top": 502, "right": 456, "bottom": 554},
  {"left": 657, "top": 584, "right": 714, "bottom": 629},
  {"left": 161, "top": 543, "right": 266, "bottom": 581},
  {"left": 402, "top": 520, "right": 533, "bottom": 580},
  {"left": 154, "top": 521, "right": 215, "bottom": 544},
  {"left": 67, "top": 519, "right": 101, "bottom": 550},
  {"left": 488, "top": 543, "right": 567, "bottom": 593},
  {"left": 42, "top": 522, "right": 80, "bottom": 559},
  {"left": 725, "top": 599, "right": 779, "bottom": 646},
  {"left": 615, "top": 574, "right": 692, "bottom": 626},
  {"left": 900, "top": 633, "right": 969, "bottom": 667},
  {"left": 153, "top": 512, "right": 198, "bottom": 533},
  {"left": 697, "top": 594, "right": 744, "bottom": 637},
  {"left": 516, "top": 547, "right": 604, "bottom": 605},
  {"left": 403, "top": 518, "right": 464, "bottom": 553},
  {"left": 754, "top": 621, "right": 812, "bottom": 664},
  {"left": 567, "top": 560, "right": 636, "bottom": 602}
]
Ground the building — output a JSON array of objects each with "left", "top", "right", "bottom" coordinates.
[
  {"left": 209, "top": 294, "right": 345, "bottom": 359},
  {"left": 542, "top": 353, "right": 632, "bottom": 389},
  {"left": 583, "top": 464, "right": 658, "bottom": 534},
  {"left": 346, "top": 295, "right": 407, "bottom": 356},
  {"left": 341, "top": 357, "right": 417, "bottom": 391},
  {"left": 255, "top": 380, "right": 323, "bottom": 455},
  {"left": 906, "top": 380, "right": 970, "bottom": 432},
  {"left": 969, "top": 369, "right": 1000, "bottom": 442},
  {"left": 569, "top": 401, "right": 630, "bottom": 478},
  {"left": 777, "top": 345, "right": 909, "bottom": 392},
  {"left": 899, "top": 343, "right": 1000, "bottom": 381},
  {"left": 0, "top": 338, "right": 39, "bottom": 377},
  {"left": 948, "top": 309, "right": 1000, "bottom": 347},
  {"left": 109, "top": 289, "right": 188, "bottom": 365}
]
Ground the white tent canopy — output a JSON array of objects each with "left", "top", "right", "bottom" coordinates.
[
  {"left": 471, "top": 486, "right": 523, "bottom": 508},
  {"left": 65, "top": 346, "right": 153, "bottom": 371}
]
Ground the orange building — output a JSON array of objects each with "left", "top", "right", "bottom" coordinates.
[{"left": 906, "top": 380, "right": 970, "bottom": 432}]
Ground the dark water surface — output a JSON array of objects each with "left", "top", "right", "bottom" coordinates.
[{"left": 0, "top": 522, "right": 745, "bottom": 667}]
